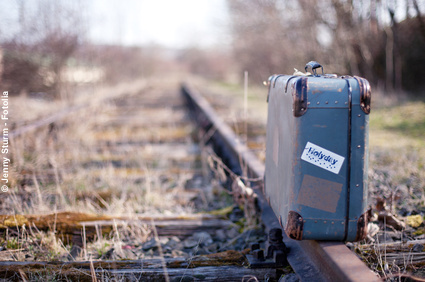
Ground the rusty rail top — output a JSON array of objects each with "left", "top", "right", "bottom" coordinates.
[{"left": 181, "top": 82, "right": 380, "bottom": 282}]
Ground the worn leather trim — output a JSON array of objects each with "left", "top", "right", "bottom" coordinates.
[{"left": 285, "top": 211, "right": 304, "bottom": 240}]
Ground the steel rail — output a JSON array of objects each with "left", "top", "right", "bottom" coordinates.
[{"left": 181, "top": 82, "right": 381, "bottom": 282}]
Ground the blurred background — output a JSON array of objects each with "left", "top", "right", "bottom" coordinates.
[{"left": 1, "top": 0, "right": 425, "bottom": 99}]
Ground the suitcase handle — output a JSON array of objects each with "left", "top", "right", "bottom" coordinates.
[{"left": 305, "top": 61, "right": 324, "bottom": 76}]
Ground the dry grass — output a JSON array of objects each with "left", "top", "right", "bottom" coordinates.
[
  {"left": 2, "top": 77, "right": 216, "bottom": 264},
  {"left": 8, "top": 79, "right": 197, "bottom": 212}
]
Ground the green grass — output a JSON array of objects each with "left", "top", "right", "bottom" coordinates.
[
  {"left": 370, "top": 100, "right": 425, "bottom": 148},
  {"left": 368, "top": 97, "right": 425, "bottom": 215}
]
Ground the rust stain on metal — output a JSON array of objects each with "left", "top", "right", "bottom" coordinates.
[
  {"left": 296, "top": 174, "right": 343, "bottom": 213},
  {"left": 354, "top": 76, "right": 371, "bottom": 114},
  {"left": 285, "top": 211, "right": 303, "bottom": 240},
  {"left": 292, "top": 77, "right": 308, "bottom": 117},
  {"left": 354, "top": 210, "right": 370, "bottom": 241}
]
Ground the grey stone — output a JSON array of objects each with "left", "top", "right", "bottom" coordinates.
[
  {"left": 183, "top": 238, "right": 199, "bottom": 249},
  {"left": 234, "top": 237, "right": 246, "bottom": 251},
  {"left": 142, "top": 237, "right": 169, "bottom": 251},
  {"left": 279, "top": 273, "right": 300, "bottom": 282},
  {"left": 226, "top": 227, "right": 240, "bottom": 239},
  {"left": 192, "top": 232, "right": 213, "bottom": 246},
  {"left": 215, "top": 229, "right": 227, "bottom": 241},
  {"left": 142, "top": 238, "right": 158, "bottom": 251},
  {"left": 164, "top": 236, "right": 182, "bottom": 249},
  {"left": 165, "top": 236, "right": 182, "bottom": 250},
  {"left": 205, "top": 243, "right": 219, "bottom": 253},
  {"left": 412, "top": 243, "right": 424, "bottom": 252},
  {"left": 183, "top": 232, "right": 214, "bottom": 249}
]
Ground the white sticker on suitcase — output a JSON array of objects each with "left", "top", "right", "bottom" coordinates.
[{"left": 301, "top": 142, "right": 345, "bottom": 174}]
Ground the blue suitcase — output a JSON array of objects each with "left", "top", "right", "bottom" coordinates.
[{"left": 264, "top": 62, "right": 371, "bottom": 241}]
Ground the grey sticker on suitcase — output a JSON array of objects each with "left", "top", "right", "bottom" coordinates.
[
  {"left": 301, "top": 142, "right": 345, "bottom": 174},
  {"left": 297, "top": 174, "right": 343, "bottom": 213}
]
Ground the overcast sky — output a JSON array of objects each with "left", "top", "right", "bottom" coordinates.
[
  {"left": 0, "top": 0, "right": 229, "bottom": 48},
  {"left": 88, "top": 0, "right": 229, "bottom": 48}
]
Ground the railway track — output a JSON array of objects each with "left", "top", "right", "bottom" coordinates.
[{"left": 1, "top": 80, "right": 382, "bottom": 281}]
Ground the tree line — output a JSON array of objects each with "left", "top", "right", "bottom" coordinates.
[{"left": 226, "top": 0, "right": 425, "bottom": 93}]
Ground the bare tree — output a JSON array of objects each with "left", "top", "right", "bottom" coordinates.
[
  {"left": 0, "top": 0, "right": 84, "bottom": 99},
  {"left": 227, "top": 0, "right": 300, "bottom": 83},
  {"left": 226, "top": 0, "right": 425, "bottom": 93}
]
